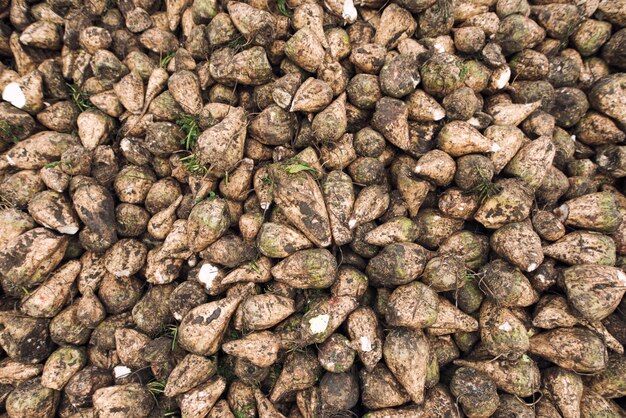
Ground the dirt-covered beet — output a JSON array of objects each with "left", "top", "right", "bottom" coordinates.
[{"left": 0, "top": 0, "right": 626, "bottom": 416}]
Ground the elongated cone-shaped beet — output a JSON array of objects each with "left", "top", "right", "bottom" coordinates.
[
  {"left": 196, "top": 107, "right": 246, "bottom": 176},
  {"left": 413, "top": 150, "right": 456, "bottom": 187},
  {"left": 73, "top": 184, "right": 118, "bottom": 246},
  {"left": 488, "top": 101, "right": 541, "bottom": 126},
  {"left": 350, "top": 184, "right": 390, "bottom": 229},
  {"left": 587, "top": 354, "right": 626, "bottom": 399},
  {"left": 347, "top": 307, "right": 383, "bottom": 372},
  {"left": 474, "top": 178, "right": 534, "bottom": 229},
  {"left": 372, "top": 97, "right": 411, "bottom": 151},
  {"left": 393, "top": 162, "right": 430, "bottom": 218},
  {"left": 543, "top": 231, "right": 616, "bottom": 266},
  {"left": 301, "top": 296, "right": 358, "bottom": 344},
  {"left": 0, "top": 360, "right": 43, "bottom": 387},
  {"left": 491, "top": 220, "right": 544, "bottom": 272},
  {"left": 187, "top": 198, "right": 231, "bottom": 253},
  {"left": 28, "top": 191, "right": 79, "bottom": 234},
  {"left": 485, "top": 125, "right": 526, "bottom": 174},
  {"left": 360, "top": 364, "right": 410, "bottom": 410},
  {"left": 450, "top": 367, "right": 500, "bottom": 418},
  {"left": 291, "top": 77, "right": 334, "bottom": 113},
  {"left": 115, "top": 71, "right": 144, "bottom": 115},
  {"left": 385, "top": 282, "right": 439, "bottom": 329},
  {"left": 543, "top": 367, "right": 583, "bottom": 418},
  {"left": 555, "top": 192, "right": 622, "bottom": 233},
  {"left": 588, "top": 74, "right": 626, "bottom": 127},
  {"left": 383, "top": 328, "right": 429, "bottom": 404},
  {"left": 311, "top": 92, "right": 347, "bottom": 143},
  {"left": 222, "top": 332, "right": 280, "bottom": 368},
  {"left": 429, "top": 297, "right": 479, "bottom": 335},
  {"left": 374, "top": 4, "right": 416, "bottom": 49},
  {"left": 20, "top": 260, "right": 80, "bottom": 318},
  {"left": 437, "top": 121, "right": 499, "bottom": 157},
  {"left": 228, "top": 2, "right": 276, "bottom": 46},
  {"left": 41, "top": 346, "right": 86, "bottom": 390},
  {"left": 271, "top": 249, "right": 337, "bottom": 289},
  {"left": 257, "top": 222, "right": 312, "bottom": 258},
  {"left": 455, "top": 355, "right": 541, "bottom": 397},
  {"left": 322, "top": 171, "right": 354, "bottom": 246},
  {"left": 270, "top": 162, "right": 332, "bottom": 247},
  {"left": 364, "top": 217, "right": 418, "bottom": 246},
  {"left": 562, "top": 264, "right": 626, "bottom": 322},
  {"left": 237, "top": 294, "right": 295, "bottom": 331},
  {"left": 5, "top": 131, "right": 80, "bottom": 170},
  {"left": 164, "top": 354, "right": 216, "bottom": 397},
  {"left": 530, "top": 327, "right": 608, "bottom": 373},
  {"left": 92, "top": 383, "right": 154, "bottom": 417},
  {"left": 0, "top": 228, "right": 68, "bottom": 296},
  {"left": 178, "top": 294, "right": 244, "bottom": 356},
  {"left": 270, "top": 350, "right": 320, "bottom": 402},
  {"left": 292, "top": 3, "right": 327, "bottom": 48},
  {"left": 480, "top": 259, "right": 538, "bottom": 307},
  {"left": 285, "top": 28, "right": 325, "bottom": 73},
  {"left": 406, "top": 89, "right": 446, "bottom": 122},
  {"left": 222, "top": 257, "right": 272, "bottom": 286},
  {"left": 479, "top": 300, "right": 529, "bottom": 357},
  {"left": 179, "top": 376, "right": 227, "bottom": 418},
  {"left": 366, "top": 242, "right": 430, "bottom": 287},
  {"left": 167, "top": 70, "right": 202, "bottom": 115},
  {"left": 147, "top": 195, "right": 182, "bottom": 240},
  {"left": 503, "top": 135, "right": 556, "bottom": 188}
]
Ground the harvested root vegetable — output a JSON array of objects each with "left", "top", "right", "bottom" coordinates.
[{"left": 0, "top": 0, "right": 625, "bottom": 415}]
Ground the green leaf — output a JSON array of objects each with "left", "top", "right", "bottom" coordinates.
[
  {"left": 176, "top": 113, "right": 201, "bottom": 151},
  {"left": 160, "top": 51, "right": 175, "bottom": 68},
  {"left": 180, "top": 153, "right": 208, "bottom": 176},
  {"left": 276, "top": 0, "right": 291, "bottom": 16},
  {"left": 66, "top": 83, "right": 93, "bottom": 112},
  {"left": 283, "top": 163, "right": 316, "bottom": 174}
]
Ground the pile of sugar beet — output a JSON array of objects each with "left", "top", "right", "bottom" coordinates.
[{"left": 2, "top": 0, "right": 626, "bottom": 415}]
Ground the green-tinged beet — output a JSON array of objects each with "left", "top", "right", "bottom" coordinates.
[{"left": 529, "top": 327, "right": 608, "bottom": 373}]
